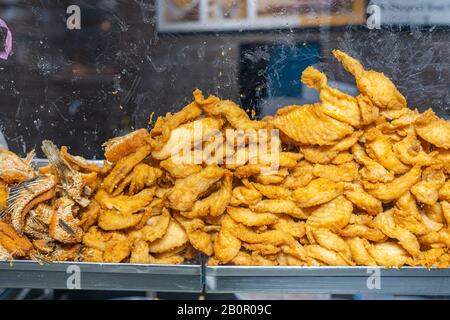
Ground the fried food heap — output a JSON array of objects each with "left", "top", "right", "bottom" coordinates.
[{"left": 0, "top": 49, "right": 450, "bottom": 267}]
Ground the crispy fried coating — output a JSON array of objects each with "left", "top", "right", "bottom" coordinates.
[
  {"left": 305, "top": 245, "right": 349, "bottom": 266},
  {"left": 181, "top": 174, "right": 232, "bottom": 218},
  {"left": 214, "top": 216, "right": 242, "bottom": 263},
  {"left": 9, "top": 174, "right": 58, "bottom": 233},
  {"left": 160, "top": 157, "right": 202, "bottom": 178},
  {"left": 373, "top": 210, "right": 420, "bottom": 257},
  {"left": 148, "top": 219, "right": 188, "bottom": 253},
  {"left": 168, "top": 166, "right": 226, "bottom": 211},
  {"left": 198, "top": 96, "right": 266, "bottom": 131},
  {"left": 102, "top": 145, "right": 152, "bottom": 194},
  {"left": 352, "top": 143, "right": 394, "bottom": 183},
  {"left": 250, "top": 199, "right": 307, "bottom": 219},
  {"left": 306, "top": 196, "right": 352, "bottom": 229},
  {"left": 347, "top": 237, "right": 377, "bottom": 266},
  {"left": 411, "top": 166, "right": 446, "bottom": 205},
  {"left": 103, "top": 129, "right": 151, "bottom": 163},
  {"left": 332, "top": 49, "right": 406, "bottom": 109},
  {"left": 0, "top": 149, "right": 35, "bottom": 184},
  {"left": 60, "top": 146, "right": 103, "bottom": 173},
  {"left": 49, "top": 197, "right": 83, "bottom": 244},
  {"left": 312, "top": 162, "right": 359, "bottom": 182},
  {"left": 302, "top": 131, "right": 362, "bottom": 164},
  {"left": 130, "top": 240, "right": 184, "bottom": 264},
  {"left": 344, "top": 183, "right": 382, "bottom": 215},
  {"left": 367, "top": 242, "right": 409, "bottom": 267},
  {"left": 227, "top": 207, "right": 278, "bottom": 227},
  {"left": 393, "top": 133, "right": 438, "bottom": 166},
  {"left": 273, "top": 104, "right": 354, "bottom": 146},
  {"left": 302, "top": 66, "right": 361, "bottom": 127},
  {"left": 252, "top": 183, "right": 291, "bottom": 199},
  {"left": 292, "top": 178, "right": 345, "bottom": 207},
  {"left": 174, "top": 213, "right": 213, "bottom": 256},
  {"left": 362, "top": 165, "right": 421, "bottom": 202},
  {"left": 365, "top": 128, "right": 410, "bottom": 174},
  {"left": 230, "top": 186, "right": 262, "bottom": 206},
  {"left": 310, "top": 228, "right": 351, "bottom": 260},
  {"left": 415, "top": 109, "right": 450, "bottom": 149},
  {"left": 337, "top": 223, "right": 387, "bottom": 242},
  {"left": 150, "top": 102, "right": 202, "bottom": 151},
  {"left": 0, "top": 221, "right": 33, "bottom": 257},
  {"left": 152, "top": 117, "right": 224, "bottom": 160},
  {"left": 128, "top": 208, "right": 171, "bottom": 242}
]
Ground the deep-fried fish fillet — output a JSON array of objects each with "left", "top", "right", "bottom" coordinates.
[
  {"left": 312, "top": 162, "right": 359, "bottom": 182},
  {"left": 306, "top": 196, "right": 352, "bottom": 229},
  {"left": 415, "top": 109, "right": 450, "bottom": 149},
  {"left": 292, "top": 178, "right": 344, "bottom": 207},
  {"left": 332, "top": 49, "right": 406, "bottom": 109},
  {"left": 302, "top": 66, "right": 361, "bottom": 127},
  {"left": 168, "top": 166, "right": 226, "bottom": 211},
  {"left": 344, "top": 183, "right": 382, "bottom": 215},
  {"left": 0, "top": 149, "right": 35, "bottom": 184},
  {"left": 148, "top": 219, "right": 188, "bottom": 253},
  {"left": 362, "top": 165, "right": 421, "bottom": 201},
  {"left": 365, "top": 128, "right": 410, "bottom": 174},
  {"left": 102, "top": 145, "right": 152, "bottom": 194},
  {"left": 250, "top": 199, "right": 307, "bottom": 219},
  {"left": 272, "top": 104, "right": 353, "bottom": 146},
  {"left": 103, "top": 129, "right": 151, "bottom": 162},
  {"left": 174, "top": 213, "right": 213, "bottom": 256},
  {"left": 411, "top": 166, "right": 446, "bottom": 205}
]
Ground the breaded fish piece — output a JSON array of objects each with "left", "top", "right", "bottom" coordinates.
[
  {"left": 367, "top": 242, "right": 409, "bottom": 267},
  {"left": 0, "top": 221, "right": 33, "bottom": 258},
  {"left": 150, "top": 101, "right": 202, "bottom": 151},
  {"left": 168, "top": 166, "right": 226, "bottom": 211},
  {"left": 365, "top": 128, "right": 410, "bottom": 174},
  {"left": 0, "top": 149, "right": 35, "bottom": 184},
  {"left": 102, "top": 145, "right": 152, "bottom": 194},
  {"left": 103, "top": 129, "right": 151, "bottom": 163},
  {"left": 306, "top": 196, "right": 352, "bottom": 229},
  {"left": 230, "top": 186, "right": 262, "bottom": 207},
  {"left": 174, "top": 213, "right": 213, "bottom": 256},
  {"left": 362, "top": 165, "right": 421, "bottom": 202},
  {"left": 152, "top": 117, "right": 224, "bottom": 160},
  {"left": 292, "top": 178, "right": 345, "bottom": 207},
  {"left": 273, "top": 104, "right": 354, "bottom": 146},
  {"left": 305, "top": 245, "right": 349, "bottom": 266},
  {"left": 250, "top": 199, "right": 307, "bottom": 219},
  {"left": 415, "top": 109, "right": 450, "bottom": 149},
  {"left": 344, "top": 183, "right": 382, "bottom": 215},
  {"left": 411, "top": 166, "right": 446, "bottom": 205},
  {"left": 374, "top": 210, "right": 420, "bottom": 257},
  {"left": 302, "top": 131, "right": 362, "bottom": 164},
  {"left": 393, "top": 132, "right": 438, "bottom": 166},
  {"left": 352, "top": 143, "right": 394, "bottom": 183},
  {"left": 227, "top": 207, "right": 279, "bottom": 227},
  {"left": 332, "top": 49, "right": 406, "bottom": 109},
  {"left": 181, "top": 173, "right": 232, "bottom": 218},
  {"left": 148, "top": 219, "right": 188, "bottom": 253},
  {"left": 302, "top": 66, "right": 361, "bottom": 127},
  {"left": 214, "top": 215, "right": 242, "bottom": 263},
  {"left": 347, "top": 237, "right": 377, "bottom": 266},
  {"left": 312, "top": 162, "right": 359, "bottom": 182},
  {"left": 160, "top": 157, "right": 202, "bottom": 178}
]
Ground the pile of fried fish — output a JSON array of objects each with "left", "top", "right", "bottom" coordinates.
[{"left": 0, "top": 50, "right": 449, "bottom": 267}]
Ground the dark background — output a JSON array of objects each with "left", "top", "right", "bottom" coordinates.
[{"left": 0, "top": 0, "right": 449, "bottom": 158}]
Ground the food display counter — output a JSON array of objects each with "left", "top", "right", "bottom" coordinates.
[{"left": 0, "top": 260, "right": 202, "bottom": 292}]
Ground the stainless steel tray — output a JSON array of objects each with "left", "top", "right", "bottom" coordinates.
[
  {"left": 205, "top": 266, "right": 450, "bottom": 295},
  {"left": 0, "top": 260, "right": 202, "bottom": 292}
]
